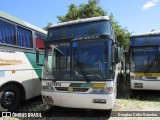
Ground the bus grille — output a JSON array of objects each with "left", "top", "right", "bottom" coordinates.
[{"left": 55, "top": 87, "right": 89, "bottom": 92}]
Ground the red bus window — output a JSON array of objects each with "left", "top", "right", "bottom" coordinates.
[{"left": 36, "top": 38, "right": 44, "bottom": 49}]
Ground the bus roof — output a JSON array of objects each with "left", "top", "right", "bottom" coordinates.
[
  {"left": 0, "top": 11, "right": 47, "bottom": 35},
  {"left": 131, "top": 31, "right": 160, "bottom": 37},
  {"left": 50, "top": 16, "right": 110, "bottom": 28}
]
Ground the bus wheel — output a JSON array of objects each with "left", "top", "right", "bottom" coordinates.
[{"left": 0, "top": 84, "right": 21, "bottom": 111}]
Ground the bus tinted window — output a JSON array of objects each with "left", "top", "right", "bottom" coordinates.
[
  {"left": 17, "top": 26, "right": 33, "bottom": 48},
  {"left": 48, "top": 21, "right": 111, "bottom": 40},
  {"left": 0, "top": 19, "right": 16, "bottom": 45},
  {"left": 36, "top": 32, "right": 46, "bottom": 40},
  {"left": 131, "top": 36, "right": 160, "bottom": 46}
]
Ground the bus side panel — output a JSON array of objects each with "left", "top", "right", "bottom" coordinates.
[
  {"left": 25, "top": 52, "right": 44, "bottom": 97},
  {"left": 0, "top": 51, "right": 41, "bottom": 99}
]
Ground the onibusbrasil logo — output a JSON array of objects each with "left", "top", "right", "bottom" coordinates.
[{"left": 1, "top": 112, "right": 42, "bottom": 118}]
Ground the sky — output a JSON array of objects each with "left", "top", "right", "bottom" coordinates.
[{"left": 0, "top": 0, "right": 160, "bottom": 34}]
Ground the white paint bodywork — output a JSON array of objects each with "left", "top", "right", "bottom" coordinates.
[{"left": 0, "top": 51, "right": 41, "bottom": 99}]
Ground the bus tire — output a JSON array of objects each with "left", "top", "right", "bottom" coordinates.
[{"left": 0, "top": 84, "right": 21, "bottom": 111}]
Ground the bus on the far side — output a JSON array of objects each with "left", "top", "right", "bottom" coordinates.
[
  {"left": 129, "top": 31, "right": 160, "bottom": 91},
  {"left": 0, "top": 11, "right": 47, "bottom": 111}
]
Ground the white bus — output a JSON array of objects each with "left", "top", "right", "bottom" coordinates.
[
  {"left": 37, "top": 16, "right": 121, "bottom": 110},
  {"left": 129, "top": 31, "right": 160, "bottom": 91},
  {"left": 0, "top": 11, "right": 47, "bottom": 111}
]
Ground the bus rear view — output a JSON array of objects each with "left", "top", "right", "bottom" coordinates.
[{"left": 40, "top": 16, "right": 120, "bottom": 110}]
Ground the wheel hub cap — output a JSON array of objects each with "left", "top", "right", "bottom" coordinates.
[{"left": 1, "top": 91, "right": 15, "bottom": 108}]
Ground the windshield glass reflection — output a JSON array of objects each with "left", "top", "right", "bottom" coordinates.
[
  {"left": 47, "top": 40, "right": 107, "bottom": 81},
  {"left": 131, "top": 47, "right": 158, "bottom": 73}
]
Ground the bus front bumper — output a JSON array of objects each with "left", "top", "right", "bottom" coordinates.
[
  {"left": 41, "top": 91, "right": 114, "bottom": 110},
  {"left": 131, "top": 79, "right": 160, "bottom": 90}
]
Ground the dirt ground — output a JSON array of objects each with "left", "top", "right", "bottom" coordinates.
[
  {"left": 1, "top": 76, "right": 160, "bottom": 120},
  {"left": 110, "top": 77, "right": 160, "bottom": 120}
]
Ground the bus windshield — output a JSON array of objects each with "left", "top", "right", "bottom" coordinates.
[
  {"left": 130, "top": 35, "right": 160, "bottom": 46},
  {"left": 131, "top": 47, "right": 159, "bottom": 73},
  {"left": 47, "top": 21, "right": 111, "bottom": 41},
  {"left": 44, "top": 40, "right": 111, "bottom": 81}
]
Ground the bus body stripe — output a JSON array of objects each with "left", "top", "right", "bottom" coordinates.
[
  {"left": 93, "top": 83, "right": 105, "bottom": 88},
  {"left": 69, "top": 83, "right": 105, "bottom": 88},
  {"left": 133, "top": 72, "right": 160, "bottom": 77},
  {"left": 80, "top": 83, "right": 92, "bottom": 87},
  {"left": 24, "top": 52, "right": 44, "bottom": 78}
]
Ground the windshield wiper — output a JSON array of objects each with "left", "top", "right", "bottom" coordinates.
[
  {"left": 73, "top": 58, "right": 90, "bottom": 83},
  {"left": 0, "top": 38, "right": 6, "bottom": 43},
  {"left": 145, "top": 58, "right": 157, "bottom": 73}
]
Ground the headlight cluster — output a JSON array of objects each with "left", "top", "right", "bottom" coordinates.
[
  {"left": 42, "top": 86, "right": 54, "bottom": 91},
  {"left": 91, "top": 87, "right": 113, "bottom": 94}
]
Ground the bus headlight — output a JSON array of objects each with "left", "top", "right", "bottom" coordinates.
[
  {"left": 42, "top": 86, "right": 54, "bottom": 91},
  {"left": 106, "top": 87, "right": 113, "bottom": 94},
  {"left": 91, "top": 87, "right": 113, "bottom": 94},
  {"left": 92, "top": 88, "right": 105, "bottom": 93}
]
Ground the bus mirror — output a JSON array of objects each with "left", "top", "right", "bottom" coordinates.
[
  {"left": 115, "top": 48, "right": 119, "bottom": 64},
  {"left": 124, "top": 51, "right": 129, "bottom": 63},
  {"left": 119, "top": 48, "right": 124, "bottom": 62},
  {"left": 113, "top": 42, "right": 118, "bottom": 47},
  {"left": 115, "top": 47, "right": 123, "bottom": 64},
  {"left": 36, "top": 49, "right": 44, "bottom": 66}
]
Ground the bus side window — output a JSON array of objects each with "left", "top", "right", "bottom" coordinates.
[
  {"left": 17, "top": 26, "right": 33, "bottom": 48},
  {"left": 35, "top": 32, "right": 46, "bottom": 50},
  {"left": 36, "top": 38, "right": 44, "bottom": 49},
  {"left": 0, "top": 19, "right": 16, "bottom": 45}
]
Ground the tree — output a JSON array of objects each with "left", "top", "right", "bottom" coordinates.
[
  {"left": 110, "top": 14, "right": 131, "bottom": 50},
  {"left": 55, "top": 0, "right": 131, "bottom": 50},
  {"left": 43, "top": 22, "right": 53, "bottom": 31},
  {"left": 57, "top": 0, "right": 106, "bottom": 22}
]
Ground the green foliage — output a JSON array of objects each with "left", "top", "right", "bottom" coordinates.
[
  {"left": 43, "top": 22, "right": 53, "bottom": 31},
  {"left": 110, "top": 14, "right": 131, "bottom": 50},
  {"left": 54, "top": 0, "right": 131, "bottom": 50},
  {"left": 57, "top": 0, "right": 106, "bottom": 22}
]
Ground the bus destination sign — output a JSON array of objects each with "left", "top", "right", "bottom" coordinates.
[{"left": 73, "top": 35, "right": 100, "bottom": 41}]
